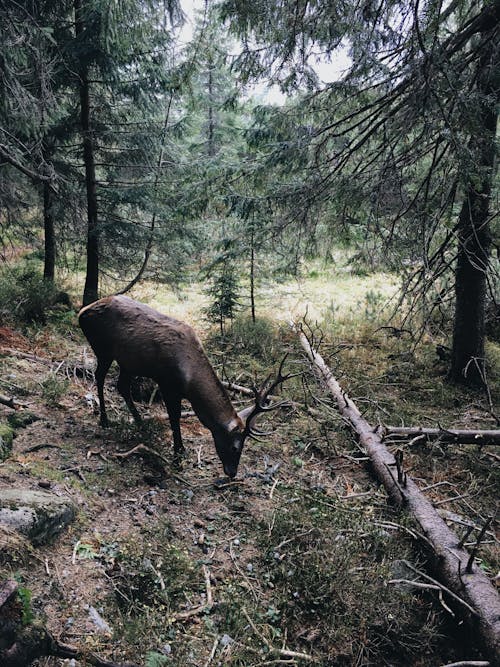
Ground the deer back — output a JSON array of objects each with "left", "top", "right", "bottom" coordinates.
[{"left": 79, "top": 295, "right": 239, "bottom": 431}]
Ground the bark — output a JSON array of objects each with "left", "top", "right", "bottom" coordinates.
[
  {"left": 384, "top": 426, "right": 500, "bottom": 446},
  {"left": 298, "top": 329, "right": 500, "bottom": 663},
  {"left": 250, "top": 221, "right": 256, "bottom": 323},
  {"left": 207, "top": 58, "right": 215, "bottom": 157},
  {"left": 450, "top": 7, "right": 499, "bottom": 386},
  {"left": 75, "top": 0, "right": 99, "bottom": 306},
  {"left": 0, "top": 394, "right": 17, "bottom": 409},
  {"left": 43, "top": 178, "right": 56, "bottom": 282}
]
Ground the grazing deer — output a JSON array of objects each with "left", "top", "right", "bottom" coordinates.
[{"left": 79, "top": 295, "right": 288, "bottom": 478}]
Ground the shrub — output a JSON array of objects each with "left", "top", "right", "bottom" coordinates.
[
  {"left": 226, "top": 314, "right": 281, "bottom": 362},
  {"left": 0, "top": 266, "right": 59, "bottom": 325},
  {"left": 41, "top": 371, "right": 70, "bottom": 406},
  {"left": 258, "top": 490, "right": 443, "bottom": 664}
]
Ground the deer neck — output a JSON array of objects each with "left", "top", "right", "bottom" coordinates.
[{"left": 187, "top": 364, "right": 242, "bottom": 435}]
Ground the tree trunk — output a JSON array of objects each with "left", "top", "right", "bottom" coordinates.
[
  {"left": 250, "top": 220, "right": 256, "bottom": 323},
  {"left": 298, "top": 328, "right": 500, "bottom": 662},
  {"left": 450, "top": 11, "right": 499, "bottom": 386},
  {"left": 43, "top": 178, "right": 55, "bottom": 282},
  {"left": 75, "top": 0, "right": 99, "bottom": 306},
  {"left": 207, "top": 58, "right": 215, "bottom": 157}
]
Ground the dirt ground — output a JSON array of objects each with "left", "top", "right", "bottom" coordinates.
[{"left": 0, "top": 322, "right": 498, "bottom": 667}]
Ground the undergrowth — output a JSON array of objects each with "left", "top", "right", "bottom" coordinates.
[{"left": 256, "top": 489, "right": 445, "bottom": 665}]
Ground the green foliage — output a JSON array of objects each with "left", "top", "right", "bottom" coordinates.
[
  {"left": 228, "top": 314, "right": 280, "bottom": 361},
  {"left": 203, "top": 261, "right": 241, "bottom": 335},
  {"left": 0, "top": 422, "right": 14, "bottom": 461},
  {"left": 7, "top": 411, "right": 40, "bottom": 429},
  {"left": 258, "top": 490, "right": 443, "bottom": 664},
  {"left": 110, "top": 540, "right": 197, "bottom": 617},
  {"left": 0, "top": 266, "right": 59, "bottom": 325},
  {"left": 40, "top": 371, "right": 70, "bottom": 407},
  {"left": 15, "top": 584, "right": 34, "bottom": 626},
  {"left": 145, "top": 652, "right": 169, "bottom": 667}
]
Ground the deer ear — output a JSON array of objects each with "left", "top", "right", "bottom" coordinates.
[{"left": 227, "top": 416, "right": 244, "bottom": 433}]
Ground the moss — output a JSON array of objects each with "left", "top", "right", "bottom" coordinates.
[
  {"left": 0, "top": 422, "right": 14, "bottom": 460},
  {"left": 7, "top": 411, "right": 40, "bottom": 429}
]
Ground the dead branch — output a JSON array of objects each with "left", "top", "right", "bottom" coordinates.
[
  {"left": 171, "top": 564, "right": 214, "bottom": 622},
  {"left": 440, "top": 662, "right": 490, "bottom": 667},
  {"left": 0, "top": 348, "right": 50, "bottom": 364},
  {"left": 241, "top": 607, "right": 316, "bottom": 663},
  {"left": 384, "top": 426, "right": 500, "bottom": 446},
  {"left": 297, "top": 327, "right": 500, "bottom": 663},
  {"left": 0, "top": 394, "right": 20, "bottom": 409},
  {"left": 113, "top": 443, "right": 168, "bottom": 467},
  {"left": 222, "top": 380, "right": 256, "bottom": 397}
]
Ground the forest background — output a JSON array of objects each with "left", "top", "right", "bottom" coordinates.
[{"left": 0, "top": 1, "right": 499, "bottom": 666}]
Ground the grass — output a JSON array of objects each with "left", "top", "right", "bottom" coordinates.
[
  {"left": 119, "top": 256, "right": 400, "bottom": 331},
  {"left": 1, "top": 252, "right": 498, "bottom": 666}
]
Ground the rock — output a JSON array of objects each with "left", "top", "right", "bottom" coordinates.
[
  {"left": 0, "top": 525, "right": 33, "bottom": 565},
  {"left": 0, "top": 423, "right": 14, "bottom": 461},
  {"left": 86, "top": 605, "right": 112, "bottom": 635},
  {"left": 0, "top": 489, "right": 75, "bottom": 545}
]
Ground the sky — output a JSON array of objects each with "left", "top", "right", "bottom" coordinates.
[{"left": 177, "top": 0, "right": 351, "bottom": 105}]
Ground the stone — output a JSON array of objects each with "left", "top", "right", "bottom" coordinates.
[{"left": 0, "top": 488, "right": 75, "bottom": 545}]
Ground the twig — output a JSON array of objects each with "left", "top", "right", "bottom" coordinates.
[
  {"left": 269, "top": 478, "right": 279, "bottom": 499},
  {"left": 229, "top": 542, "right": 259, "bottom": 602},
  {"left": 203, "top": 636, "right": 219, "bottom": 667},
  {"left": 466, "top": 516, "right": 493, "bottom": 574},
  {"left": 400, "top": 560, "right": 479, "bottom": 617},
  {"left": 24, "top": 443, "right": 61, "bottom": 453},
  {"left": 171, "top": 564, "right": 214, "bottom": 622},
  {"left": 241, "top": 607, "right": 316, "bottom": 662},
  {"left": 203, "top": 564, "right": 213, "bottom": 607}
]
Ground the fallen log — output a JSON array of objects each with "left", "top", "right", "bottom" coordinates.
[
  {"left": 298, "top": 328, "right": 500, "bottom": 663},
  {"left": 0, "top": 394, "right": 17, "bottom": 409},
  {"left": 384, "top": 426, "right": 500, "bottom": 446}
]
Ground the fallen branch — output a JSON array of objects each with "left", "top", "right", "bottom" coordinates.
[
  {"left": 171, "top": 564, "right": 214, "bottom": 622},
  {"left": 222, "top": 380, "right": 255, "bottom": 397},
  {"left": 241, "top": 607, "right": 316, "bottom": 663},
  {"left": 0, "top": 348, "right": 50, "bottom": 364},
  {"left": 440, "top": 661, "right": 490, "bottom": 666},
  {"left": 384, "top": 426, "right": 500, "bottom": 446},
  {"left": 0, "top": 394, "right": 20, "bottom": 410},
  {"left": 113, "top": 443, "right": 168, "bottom": 467},
  {"left": 297, "top": 327, "right": 500, "bottom": 663}
]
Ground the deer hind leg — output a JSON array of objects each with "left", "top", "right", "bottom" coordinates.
[
  {"left": 159, "top": 385, "right": 185, "bottom": 463},
  {"left": 95, "top": 356, "right": 113, "bottom": 427},
  {"left": 117, "top": 368, "right": 142, "bottom": 425}
]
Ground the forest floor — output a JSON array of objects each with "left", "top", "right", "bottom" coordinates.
[{"left": 0, "top": 272, "right": 499, "bottom": 667}]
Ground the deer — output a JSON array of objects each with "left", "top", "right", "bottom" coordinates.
[{"left": 78, "top": 295, "right": 289, "bottom": 479}]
